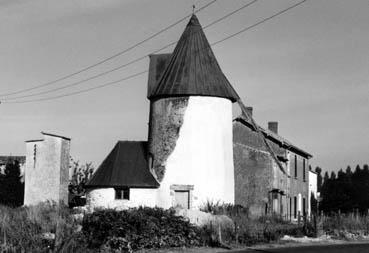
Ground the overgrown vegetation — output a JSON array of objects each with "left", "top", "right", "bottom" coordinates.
[
  {"left": 82, "top": 207, "right": 203, "bottom": 251},
  {"left": 0, "top": 202, "right": 87, "bottom": 252},
  {"left": 319, "top": 212, "right": 369, "bottom": 240},
  {"left": 1, "top": 201, "right": 316, "bottom": 252},
  {"left": 200, "top": 201, "right": 314, "bottom": 246}
]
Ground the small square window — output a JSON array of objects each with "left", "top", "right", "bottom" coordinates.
[{"left": 115, "top": 188, "right": 130, "bottom": 200}]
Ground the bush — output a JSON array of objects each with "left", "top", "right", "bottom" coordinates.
[{"left": 82, "top": 207, "right": 203, "bottom": 251}]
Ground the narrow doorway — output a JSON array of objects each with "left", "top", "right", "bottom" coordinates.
[{"left": 174, "top": 190, "right": 190, "bottom": 209}]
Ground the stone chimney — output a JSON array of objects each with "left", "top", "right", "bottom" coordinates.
[{"left": 268, "top": 121, "right": 278, "bottom": 134}]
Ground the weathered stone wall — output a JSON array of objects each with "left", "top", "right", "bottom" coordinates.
[
  {"left": 233, "top": 120, "right": 309, "bottom": 218},
  {"left": 24, "top": 133, "right": 70, "bottom": 206},
  {"left": 148, "top": 97, "right": 188, "bottom": 181},
  {"left": 233, "top": 141, "right": 273, "bottom": 216},
  {"left": 151, "top": 96, "right": 235, "bottom": 209}
]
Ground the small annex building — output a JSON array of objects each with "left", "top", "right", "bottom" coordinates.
[
  {"left": 24, "top": 132, "right": 71, "bottom": 206},
  {"left": 85, "top": 141, "right": 159, "bottom": 209}
]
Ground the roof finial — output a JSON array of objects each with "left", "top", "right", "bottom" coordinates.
[{"left": 192, "top": 4, "right": 195, "bottom": 14}]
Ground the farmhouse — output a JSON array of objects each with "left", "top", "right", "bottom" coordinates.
[
  {"left": 83, "top": 14, "right": 314, "bottom": 216},
  {"left": 233, "top": 110, "right": 313, "bottom": 219}
]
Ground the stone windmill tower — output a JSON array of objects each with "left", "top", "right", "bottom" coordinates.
[{"left": 147, "top": 15, "right": 239, "bottom": 209}]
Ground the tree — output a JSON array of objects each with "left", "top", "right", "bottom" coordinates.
[
  {"left": 0, "top": 158, "right": 24, "bottom": 207},
  {"left": 345, "top": 166, "right": 352, "bottom": 175},
  {"left": 69, "top": 158, "right": 94, "bottom": 195},
  {"left": 323, "top": 171, "right": 329, "bottom": 184},
  {"left": 319, "top": 164, "right": 369, "bottom": 214},
  {"left": 68, "top": 158, "right": 94, "bottom": 207}
]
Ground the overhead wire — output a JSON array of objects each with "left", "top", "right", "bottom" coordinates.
[
  {"left": 1, "top": 0, "right": 259, "bottom": 101},
  {"left": 2, "top": 0, "right": 307, "bottom": 104},
  {"left": 0, "top": 0, "right": 218, "bottom": 98}
]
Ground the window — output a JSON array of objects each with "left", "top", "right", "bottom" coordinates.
[
  {"left": 303, "top": 197, "right": 306, "bottom": 216},
  {"left": 115, "top": 188, "right": 130, "bottom": 200},
  {"left": 289, "top": 197, "right": 292, "bottom": 220},
  {"left": 294, "top": 196, "right": 297, "bottom": 219},
  {"left": 303, "top": 159, "right": 306, "bottom": 182},
  {"left": 294, "top": 155, "right": 298, "bottom": 178}
]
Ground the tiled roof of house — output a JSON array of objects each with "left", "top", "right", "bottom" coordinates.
[
  {"left": 85, "top": 141, "right": 159, "bottom": 188},
  {"left": 234, "top": 113, "right": 312, "bottom": 158},
  {"left": 148, "top": 15, "right": 239, "bottom": 102}
]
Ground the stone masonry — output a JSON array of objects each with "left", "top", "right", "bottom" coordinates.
[{"left": 24, "top": 132, "right": 70, "bottom": 206}]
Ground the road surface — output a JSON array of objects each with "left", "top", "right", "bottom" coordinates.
[{"left": 232, "top": 243, "right": 369, "bottom": 253}]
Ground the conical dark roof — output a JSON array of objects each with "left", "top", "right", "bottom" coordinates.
[
  {"left": 85, "top": 141, "right": 159, "bottom": 188},
  {"left": 148, "top": 15, "right": 239, "bottom": 102}
]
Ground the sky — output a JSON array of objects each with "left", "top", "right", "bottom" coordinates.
[{"left": 0, "top": 0, "right": 368, "bottom": 173}]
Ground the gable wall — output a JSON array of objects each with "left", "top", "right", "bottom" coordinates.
[{"left": 233, "top": 120, "right": 309, "bottom": 219}]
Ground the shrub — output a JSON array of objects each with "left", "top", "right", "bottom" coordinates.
[{"left": 82, "top": 207, "right": 203, "bottom": 251}]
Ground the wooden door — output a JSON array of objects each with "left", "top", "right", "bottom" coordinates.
[{"left": 174, "top": 190, "right": 189, "bottom": 209}]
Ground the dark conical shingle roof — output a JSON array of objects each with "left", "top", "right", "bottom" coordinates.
[
  {"left": 85, "top": 141, "right": 159, "bottom": 188},
  {"left": 148, "top": 15, "right": 239, "bottom": 102}
]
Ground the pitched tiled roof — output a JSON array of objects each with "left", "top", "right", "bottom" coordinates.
[
  {"left": 85, "top": 141, "right": 159, "bottom": 188},
  {"left": 234, "top": 113, "right": 312, "bottom": 158},
  {"left": 148, "top": 15, "right": 239, "bottom": 102}
]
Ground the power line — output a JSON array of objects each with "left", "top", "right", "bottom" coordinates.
[
  {"left": 212, "top": 0, "right": 307, "bottom": 47},
  {"left": 1, "top": 0, "right": 259, "bottom": 101},
  {"left": 2, "top": 71, "right": 149, "bottom": 104},
  {"left": 2, "top": 0, "right": 307, "bottom": 104},
  {"left": 0, "top": 0, "right": 218, "bottom": 98}
]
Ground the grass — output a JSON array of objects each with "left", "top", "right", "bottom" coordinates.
[
  {"left": 320, "top": 212, "right": 369, "bottom": 238},
  {"left": 200, "top": 201, "right": 313, "bottom": 246},
  {"left": 6, "top": 201, "right": 367, "bottom": 252},
  {"left": 0, "top": 202, "right": 87, "bottom": 252}
]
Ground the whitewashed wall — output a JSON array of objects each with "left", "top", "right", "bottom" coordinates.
[
  {"left": 308, "top": 171, "right": 318, "bottom": 216},
  {"left": 155, "top": 96, "right": 235, "bottom": 209}
]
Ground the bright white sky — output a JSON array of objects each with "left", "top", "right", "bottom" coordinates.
[{"left": 0, "top": 0, "right": 368, "bottom": 173}]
